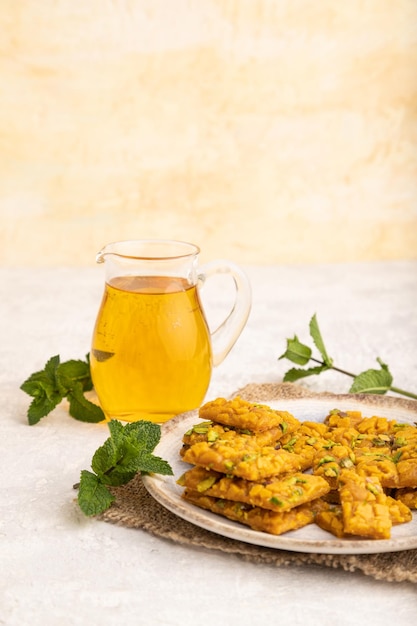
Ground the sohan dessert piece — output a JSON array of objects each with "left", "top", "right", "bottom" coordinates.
[
  {"left": 182, "top": 489, "right": 319, "bottom": 536},
  {"left": 324, "top": 409, "right": 364, "bottom": 430},
  {"left": 181, "top": 420, "right": 285, "bottom": 452},
  {"left": 312, "top": 445, "right": 356, "bottom": 490},
  {"left": 198, "top": 396, "right": 300, "bottom": 433},
  {"left": 355, "top": 415, "right": 397, "bottom": 435},
  {"left": 315, "top": 505, "right": 346, "bottom": 538},
  {"left": 385, "top": 495, "right": 413, "bottom": 525},
  {"left": 393, "top": 441, "right": 417, "bottom": 488},
  {"left": 315, "top": 496, "right": 411, "bottom": 539},
  {"left": 279, "top": 421, "right": 330, "bottom": 470},
  {"left": 389, "top": 423, "right": 417, "bottom": 488},
  {"left": 323, "top": 426, "right": 361, "bottom": 449},
  {"left": 177, "top": 465, "right": 330, "bottom": 513},
  {"left": 391, "top": 423, "right": 417, "bottom": 448},
  {"left": 182, "top": 439, "right": 303, "bottom": 481},
  {"left": 338, "top": 469, "right": 393, "bottom": 540},
  {"left": 396, "top": 457, "right": 417, "bottom": 488},
  {"left": 354, "top": 449, "right": 399, "bottom": 489}
]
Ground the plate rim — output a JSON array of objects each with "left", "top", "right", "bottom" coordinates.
[{"left": 142, "top": 396, "right": 417, "bottom": 555}]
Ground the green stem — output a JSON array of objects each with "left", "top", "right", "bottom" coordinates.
[
  {"left": 310, "top": 357, "right": 356, "bottom": 379},
  {"left": 309, "top": 357, "right": 417, "bottom": 401},
  {"left": 388, "top": 386, "right": 417, "bottom": 401}
]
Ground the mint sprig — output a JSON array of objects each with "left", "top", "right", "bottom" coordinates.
[
  {"left": 77, "top": 420, "right": 173, "bottom": 516},
  {"left": 20, "top": 354, "right": 105, "bottom": 424},
  {"left": 279, "top": 314, "right": 417, "bottom": 400}
]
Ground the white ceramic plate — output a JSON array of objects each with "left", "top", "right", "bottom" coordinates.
[{"left": 142, "top": 397, "right": 417, "bottom": 554}]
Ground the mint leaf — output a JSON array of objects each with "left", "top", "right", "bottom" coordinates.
[
  {"left": 134, "top": 450, "right": 174, "bottom": 476},
  {"left": 349, "top": 358, "right": 393, "bottom": 395},
  {"left": 107, "top": 419, "right": 125, "bottom": 446},
  {"left": 77, "top": 470, "right": 115, "bottom": 516},
  {"left": 95, "top": 440, "right": 142, "bottom": 486},
  {"left": 91, "top": 421, "right": 173, "bottom": 486},
  {"left": 91, "top": 434, "right": 122, "bottom": 477},
  {"left": 67, "top": 383, "right": 105, "bottom": 423},
  {"left": 77, "top": 420, "right": 173, "bottom": 516},
  {"left": 57, "top": 356, "right": 93, "bottom": 392},
  {"left": 20, "top": 355, "right": 63, "bottom": 424},
  {"left": 309, "top": 314, "right": 333, "bottom": 367},
  {"left": 20, "top": 355, "right": 61, "bottom": 395},
  {"left": 91, "top": 420, "right": 139, "bottom": 483},
  {"left": 25, "top": 394, "right": 62, "bottom": 425},
  {"left": 124, "top": 420, "right": 161, "bottom": 452},
  {"left": 283, "top": 364, "right": 330, "bottom": 382},
  {"left": 278, "top": 336, "right": 312, "bottom": 366},
  {"left": 21, "top": 353, "right": 103, "bottom": 424}
]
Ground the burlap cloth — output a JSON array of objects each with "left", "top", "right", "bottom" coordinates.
[{"left": 100, "top": 382, "right": 417, "bottom": 584}]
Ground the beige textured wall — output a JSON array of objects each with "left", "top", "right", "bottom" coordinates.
[{"left": 1, "top": 0, "right": 416, "bottom": 267}]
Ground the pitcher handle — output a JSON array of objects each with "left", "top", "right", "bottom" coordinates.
[{"left": 198, "top": 260, "right": 252, "bottom": 367}]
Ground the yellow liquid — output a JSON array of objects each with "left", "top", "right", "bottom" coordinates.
[{"left": 90, "top": 275, "right": 213, "bottom": 423}]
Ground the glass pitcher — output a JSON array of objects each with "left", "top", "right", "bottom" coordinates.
[{"left": 90, "top": 240, "right": 251, "bottom": 423}]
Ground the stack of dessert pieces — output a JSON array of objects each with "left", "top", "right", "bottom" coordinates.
[{"left": 177, "top": 397, "right": 416, "bottom": 540}]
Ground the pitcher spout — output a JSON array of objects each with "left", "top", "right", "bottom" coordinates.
[
  {"left": 96, "top": 242, "right": 117, "bottom": 264},
  {"left": 96, "top": 248, "right": 106, "bottom": 264}
]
